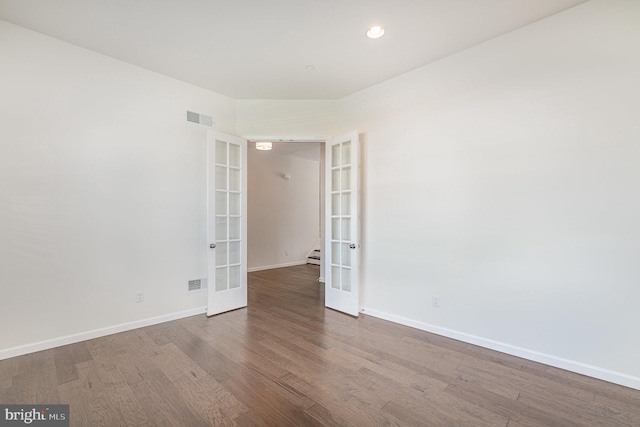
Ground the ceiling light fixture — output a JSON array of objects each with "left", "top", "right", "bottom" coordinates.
[
  {"left": 255, "top": 142, "right": 272, "bottom": 151},
  {"left": 366, "top": 25, "right": 385, "bottom": 39}
]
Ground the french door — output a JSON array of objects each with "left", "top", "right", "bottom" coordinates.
[
  {"left": 206, "top": 131, "right": 248, "bottom": 316},
  {"left": 324, "top": 131, "right": 360, "bottom": 316}
]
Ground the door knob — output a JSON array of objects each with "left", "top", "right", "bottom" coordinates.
[
  {"left": 349, "top": 244, "right": 356, "bottom": 249},
  {"left": 210, "top": 243, "right": 216, "bottom": 249}
]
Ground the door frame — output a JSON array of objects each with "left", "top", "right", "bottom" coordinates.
[
  {"left": 242, "top": 134, "right": 360, "bottom": 317},
  {"left": 244, "top": 136, "right": 327, "bottom": 282}
]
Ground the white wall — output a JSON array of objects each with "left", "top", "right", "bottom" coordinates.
[
  {"left": 235, "top": 0, "right": 640, "bottom": 389},
  {"left": 0, "top": 21, "right": 236, "bottom": 355},
  {"left": 350, "top": 0, "right": 640, "bottom": 388},
  {"left": 247, "top": 144, "right": 320, "bottom": 270},
  {"left": 236, "top": 99, "right": 337, "bottom": 139}
]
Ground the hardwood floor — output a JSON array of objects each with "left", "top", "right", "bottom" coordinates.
[{"left": 1, "top": 264, "right": 639, "bottom": 426}]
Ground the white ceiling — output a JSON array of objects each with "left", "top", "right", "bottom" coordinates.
[{"left": 0, "top": 0, "right": 588, "bottom": 99}]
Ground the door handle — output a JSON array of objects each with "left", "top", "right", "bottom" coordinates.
[
  {"left": 349, "top": 244, "right": 356, "bottom": 249},
  {"left": 210, "top": 243, "right": 216, "bottom": 249}
]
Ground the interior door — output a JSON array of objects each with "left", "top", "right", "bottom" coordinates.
[
  {"left": 325, "top": 131, "right": 360, "bottom": 316},
  {"left": 207, "top": 131, "right": 248, "bottom": 316}
]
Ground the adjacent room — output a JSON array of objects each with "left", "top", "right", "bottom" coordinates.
[{"left": 1, "top": 0, "right": 639, "bottom": 425}]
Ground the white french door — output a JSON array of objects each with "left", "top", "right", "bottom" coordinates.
[
  {"left": 206, "top": 131, "right": 248, "bottom": 316},
  {"left": 325, "top": 131, "right": 360, "bottom": 316}
]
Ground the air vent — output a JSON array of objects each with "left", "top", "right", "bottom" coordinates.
[
  {"left": 186, "top": 110, "right": 213, "bottom": 127},
  {"left": 187, "top": 278, "right": 208, "bottom": 292}
]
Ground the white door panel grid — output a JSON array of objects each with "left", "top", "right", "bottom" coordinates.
[
  {"left": 207, "top": 131, "right": 248, "bottom": 316},
  {"left": 325, "top": 131, "right": 360, "bottom": 316}
]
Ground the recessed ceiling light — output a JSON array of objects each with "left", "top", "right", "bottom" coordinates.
[
  {"left": 305, "top": 65, "right": 316, "bottom": 71},
  {"left": 366, "top": 25, "right": 385, "bottom": 39},
  {"left": 255, "top": 142, "right": 272, "bottom": 151}
]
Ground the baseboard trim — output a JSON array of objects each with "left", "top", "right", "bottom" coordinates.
[
  {"left": 360, "top": 307, "right": 640, "bottom": 391},
  {"left": 0, "top": 307, "right": 207, "bottom": 361},
  {"left": 248, "top": 261, "right": 307, "bottom": 272}
]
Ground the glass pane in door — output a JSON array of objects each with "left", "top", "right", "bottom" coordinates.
[
  {"left": 331, "top": 266, "right": 340, "bottom": 289},
  {"left": 332, "top": 169, "right": 340, "bottom": 191},
  {"left": 229, "top": 265, "right": 240, "bottom": 289},
  {"left": 229, "top": 241, "right": 240, "bottom": 264},
  {"left": 215, "top": 267, "right": 227, "bottom": 291},
  {"left": 216, "top": 166, "right": 227, "bottom": 190},
  {"left": 342, "top": 168, "right": 351, "bottom": 191},
  {"left": 215, "top": 217, "right": 227, "bottom": 240},
  {"left": 332, "top": 144, "right": 340, "bottom": 167},
  {"left": 229, "top": 168, "right": 240, "bottom": 191},
  {"left": 341, "top": 268, "right": 351, "bottom": 292},
  {"left": 229, "top": 193, "right": 240, "bottom": 215},
  {"left": 216, "top": 141, "right": 227, "bottom": 163},
  {"left": 216, "top": 242, "right": 228, "bottom": 266},
  {"left": 229, "top": 144, "right": 240, "bottom": 167},
  {"left": 332, "top": 218, "right": 340, "bottom": 240},
  {"left": 341, "top": 141, "right": 351, "bottom": 165},
  {"left": 332, "top": 242, "right": 340, "bottom": 264},
  {"left": 341, "top": 218, "right": 350, "bottom": 240},
  {"left": 216, "top": 191, "right": 227, "bottom": 215}
]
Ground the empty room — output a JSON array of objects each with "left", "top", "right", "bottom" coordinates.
[{"left": 1, "top": 0, "right": 639, "bottom": 425}]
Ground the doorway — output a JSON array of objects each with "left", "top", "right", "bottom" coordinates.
[{"left": 246, "top": 141, "right": 324, "bottom": 283}]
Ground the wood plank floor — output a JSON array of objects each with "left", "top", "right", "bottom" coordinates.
[{"left": 1, "top": 264, "right": 639, "bottom": 426}]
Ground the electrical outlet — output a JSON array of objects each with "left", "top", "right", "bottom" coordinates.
[
  {"left": 136, "top": 291, "right": 144, "bottom": 303},
  {"left": 432, "top": 296, "right": 440, "bottom": 308}
]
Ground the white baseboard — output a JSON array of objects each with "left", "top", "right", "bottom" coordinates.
[
  {"left": 0, "top": 307, "right": 207, "bottom": 361},
  {"left": 360, "top": 307, "right": 640, "bottom": 391},
  {"left": 248, "top": 261, "right": 308, "bottom": 272}
]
